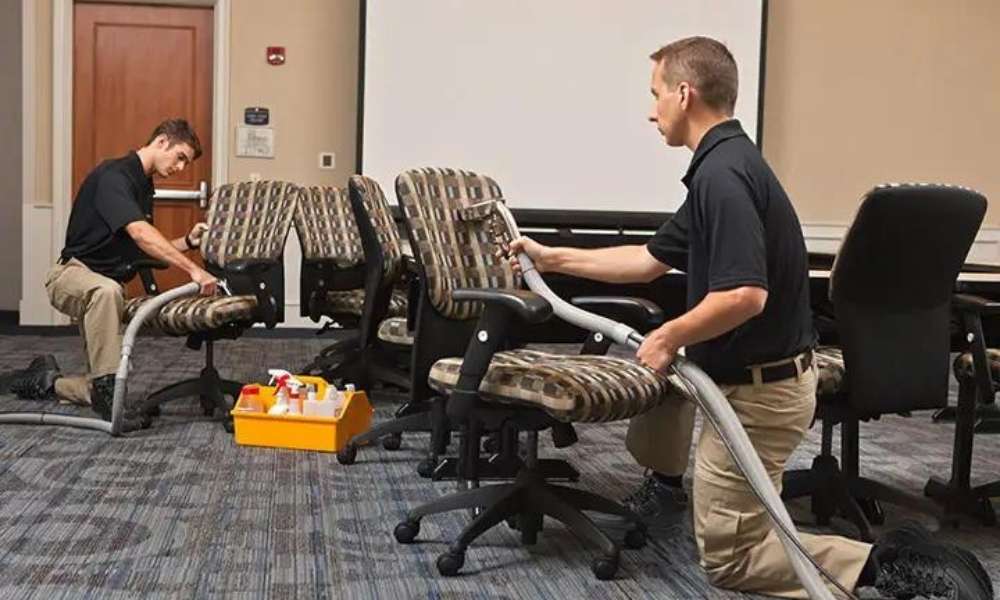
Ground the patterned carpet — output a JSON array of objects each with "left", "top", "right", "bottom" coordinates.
[{"left": 0, "top": 333, "right": 998, "bottom": 599}]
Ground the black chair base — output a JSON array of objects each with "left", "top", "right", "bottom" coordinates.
[
  {"left": 784, "top": 453, "right": 940, "bottom": 542},
  {"left": 393, "top": 467, "right": 646, "bottom": 580},
  {"left": 783, "top": 456, "right": 879, "bottom": 542},
  {"left": 933, "top": 402, "right": 1000, "bottom": 433},
  {"left": 925, "top": 477, "right": 998, "bottom": 526},
  {"left": 431, "top": 456, "right": 579, "bottom": 482},
  {"left": 138, "top": 339, "right": 242, "bottom": 432}
]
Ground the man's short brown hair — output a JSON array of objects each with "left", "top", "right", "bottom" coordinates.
[
  {"left": 650, "top": 36, "right": 738, "bottom": 115},
  {"left": 146, "top": 118, "right": 203, "bottom": 160}
]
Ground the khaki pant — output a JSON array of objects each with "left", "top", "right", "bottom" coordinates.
[
  {"left": 44, "top": 258, "right": 125, "bottom": 405},
  {"left": 627, "top": 363, "right": 872, "bottom": 599}
]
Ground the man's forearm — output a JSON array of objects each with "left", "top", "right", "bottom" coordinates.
[
  {"left": 131, "top": 225, "right": 202, "bottom": 275},
  {"left": 665, "top": 287, "right": 767, "bottom": 348},
  {"left": 542, "top": 245, "right": 669, "bottom": 284},
  {"left": 170, "top": 236, "right": 189, "bottom": 252}
]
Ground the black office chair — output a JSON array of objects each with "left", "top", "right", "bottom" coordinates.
[
  {"left": 385, "top": 167, "right": 681, "bottom": 579},
  {"left": 925, "top": 293, "right": 1000, "bottom": 525},
  {"left": 783, "top": 183, "right": 987, "bottom": 542}
]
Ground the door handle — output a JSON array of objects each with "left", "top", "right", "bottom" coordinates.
[{"left": 154, "top": 181, "right": 210, "bottom": 209}]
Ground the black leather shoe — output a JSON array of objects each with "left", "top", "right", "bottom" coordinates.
[{"left": 7, "top": 355, "right": 62, "bottom": 399}]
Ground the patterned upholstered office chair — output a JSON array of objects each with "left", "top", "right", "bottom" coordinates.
[
  {"left": 782, "top": 183, "right": 987, "bottom": 541},
  {"left": 295, "top": 185, "right": 409, "bottom": 382},
  {"left": 124, "top": 180, "right": 298, "bottom": 428},
  {"left": 387, "top": 167, "right": 674, "bottom": 579}
]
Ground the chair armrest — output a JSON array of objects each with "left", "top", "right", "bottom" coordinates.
[
  {"left": 112, "top": 258, "right": 169, "bottom": 294},
  {"left": 453, "top": 288, "right": 552, "bottom": 324},
  {"left": 953, "top": 293, "right": 1000, "bottom": 316},
  {"left": 571, "top": 295, "right": 665, "bottom": 331},
  {"left": 445, "top": 288, "right": 551, "bottom": 423},
  {"left": 221, "top": 259, "right": 281, "bottom": 328}
]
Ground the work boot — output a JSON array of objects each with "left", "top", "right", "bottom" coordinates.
[
  {"left": 0, "top": 355, "right": 59, "bottom": 394},
  {"left": 872, "top": 536, "right": 993, "bottom": 599},
  {"left": 622, "top": 474, "right": 689, "bottom": 526},
  {"left": 874, "top": 521, "right": 994, "bottom": 598},
  {"left": 90, "top": 374, "right": 151, "bottom": 432},
  {"left": 590, "top": 473, "right": 689, "bottom": 534},
  {"left": 6, "top": 355, "right": 62, "bottom": 399}
]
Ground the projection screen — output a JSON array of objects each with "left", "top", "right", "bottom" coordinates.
[{"left": 361, "top": 0, "right": 765, "bottom": 217}]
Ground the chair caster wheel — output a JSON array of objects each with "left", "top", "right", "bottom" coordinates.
[
  {"left": 417, "top": 457, "right": 436, "bottom": 478},
  {"left": 624, "top": 528, "right": 647, "bottom": 550},
  {"left": 337, "top": 444, "right": 358, "bottom": 465},
  {"left": 223, "top": 419, "right": 234, "bottom": 434},
  {"left": 591, "top": 554, "right": 619, "bottom": 580},
  {"left": 394, "top": 519, "right": 420, "bottom": 544},
  {"left": 382, "top": 433, "right": 403, "bottom": 451},
  {"left": 436, "top": 551, "right": 465, "bottom": 576}
]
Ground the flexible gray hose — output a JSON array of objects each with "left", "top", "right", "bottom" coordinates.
[
  {"left": 112, "top": 282, "right": 201, "bottom": 435},
  {"left": 0, "top": 282, "right": 203, "bottom": 435},
  {"left": 491, "top": 202, "right": 842, "bottom": 600}
]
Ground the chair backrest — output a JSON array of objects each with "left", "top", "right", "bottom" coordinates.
[
  {"left": 395, "top": 167, "right": 514, "bottom": 321},
  {"left": 348, "top": 175, "right": 404, "bottom": 284},
  {"left": 832, "top": 183, "right": 986, "bottom": 416},
  {"left": 202, "top": 180, "right": 299, "bottom": 268},
  {"left": 348, "top": 175, "right": 406, "bottom": 344},
  {"left": 293, "top": 185, "right": 364, "bottom": 268}
]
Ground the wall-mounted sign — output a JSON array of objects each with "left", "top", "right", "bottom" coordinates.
[
  {"left": 235, "top": 126, "right": 275, "bottom": 159},
  {"left": 244, "top": 107, "right": 270, "bottom": 126}
]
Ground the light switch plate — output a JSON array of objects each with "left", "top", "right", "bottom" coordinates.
[{"left": 318, "top": 152, "right": 336, "bottom": 170}]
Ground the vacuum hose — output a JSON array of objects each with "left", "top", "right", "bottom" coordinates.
[
  {"left": 490, "top": 202, "right": 848, "bottom": 600},
  {"left": 111, "top": 282, "right": 201, "bottom": 435}
]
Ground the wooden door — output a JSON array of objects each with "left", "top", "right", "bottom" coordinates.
[{"left": 73, "top": 3, "right": 213, "bottom": 295}]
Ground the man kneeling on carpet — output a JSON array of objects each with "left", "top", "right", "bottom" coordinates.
[
  {"left": 7, "top": 119, "right": 217, "bottom": 429},
  {"left": 508, "top": 36, "right": 992, "bottom": 599}
]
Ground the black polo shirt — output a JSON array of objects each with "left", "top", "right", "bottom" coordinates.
[
  {"left": 60, "top": 152, "right": 154, "bottom": 281},
  {"left": 646, "top": 119, "right": 815, "bottom": 382}
]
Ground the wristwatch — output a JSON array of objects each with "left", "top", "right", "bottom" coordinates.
[{"left": 185, "top": 233, "right": 198, "bottom": 250}]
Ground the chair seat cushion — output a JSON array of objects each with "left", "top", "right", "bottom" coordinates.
[
  {"left": 815, "top": 346, "right": 845, "bottom": 400},
  {"left": 376, "top": 317, "right": 414, "bottom": 346},
  {"left": 124, "top": 294, "right": 258, "bottom": 336},
  {"left": 323, "top": 289, "right": 407, "bottom": 319},
  {"left": 428, "top": 349, "right": 675, "bottom": 423},
  {"left": 953, "top": 349, "right": 1000, "bottom": 382}
]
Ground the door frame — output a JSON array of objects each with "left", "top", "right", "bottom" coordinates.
[{"left": 54, "top": 0, "right": 230, "bottom": 291}]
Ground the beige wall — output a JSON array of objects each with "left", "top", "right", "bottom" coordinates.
[
  {"left": 31, "top": 0, "right": 51, "bottom": 207},
  {"left": 228, "top": 0, "right": 359, "bottom": 187},
  {"left": 1, "top": 0, "right": 22, "bottom": 310},
  {"left": 763, "top": 0, "right": 1000, "bottom": 227}
]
